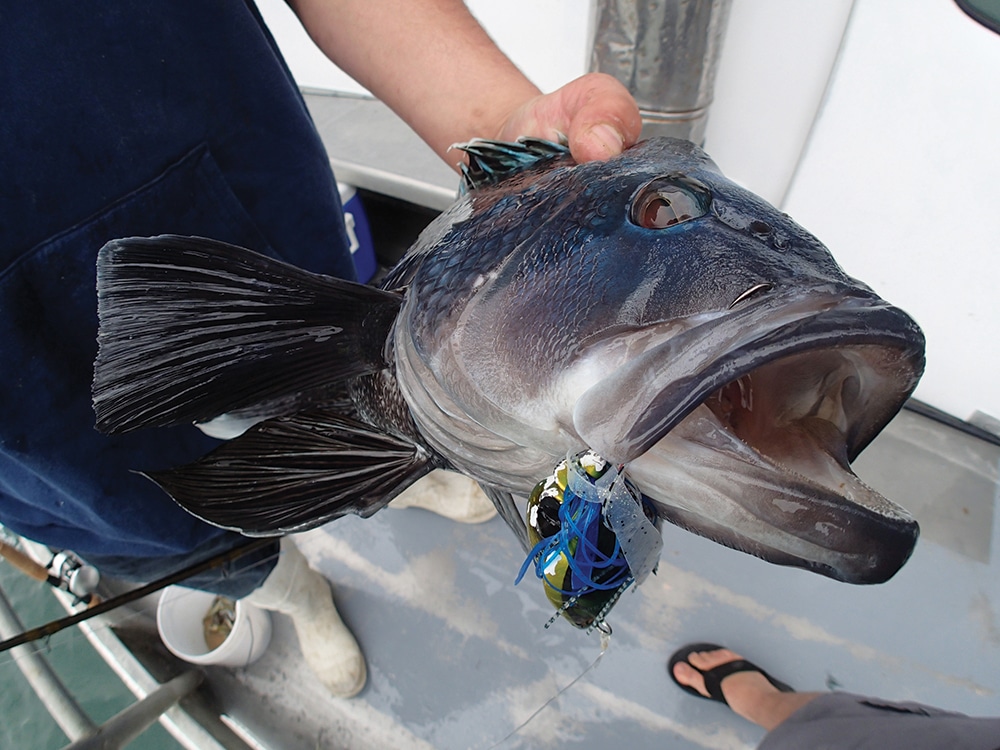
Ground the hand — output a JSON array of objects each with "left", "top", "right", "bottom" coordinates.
[
  {"left": 495, "top": 73, "right": 643, "bottom": 163},
  {"left": 292, "top": 1, "right": 641, "bottom": 167}
]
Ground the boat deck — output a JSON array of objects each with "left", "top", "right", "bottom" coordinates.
[
  {"left": 180, "top": 94, "right": 1000, "bottom": 750},
  {"left": 193, "top": 404, "right": 996, "bottom": 750}
]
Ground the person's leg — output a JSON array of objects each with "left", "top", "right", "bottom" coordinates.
[
  {"left": 389, "top": 470, "right": 497, "bottom": 523},
  {"left": 670, "top": 646, "right": 822, "bottom": 731},
  {"left": 245, "top": 537, "right": 366, "bottom": 698},
  {"left": 671, "top": 644, "right": 1000, "bottom": 749}
]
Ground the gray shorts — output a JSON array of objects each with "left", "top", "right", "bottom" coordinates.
[{"left": 759, "top": 692, "right": 1000, "bottom": 750}]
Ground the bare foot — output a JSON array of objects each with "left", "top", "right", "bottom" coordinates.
[{"left": 671, "top": 647, "right": 819, "bottom": 731}]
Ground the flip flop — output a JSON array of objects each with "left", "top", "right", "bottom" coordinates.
[{"left": 668, "top": 642, "right": 794, "bottom": 706}]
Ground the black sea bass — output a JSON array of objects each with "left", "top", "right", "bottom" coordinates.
[{"left": 93, "top": 138, "right": 925, "bottom": 624}]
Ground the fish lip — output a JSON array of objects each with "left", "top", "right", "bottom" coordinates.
[
  {"left": 625, "top": 393, "right": 920, "bottom": 585},
  {"left": 631, "top": 416, "right": 921, "bottom": 584},
  {"left": 652, "top": 500, "right": 918, "bottom": 584},
  {"left": 573, "top": 285, "right": 925, "bottom": 466},
  {"left": 572, "top": 284, "right": 924, "bottom": 585}
]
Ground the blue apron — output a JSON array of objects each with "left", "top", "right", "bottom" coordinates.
[{"left": 0, "top": 3, "right": 356, "bottom": 593}]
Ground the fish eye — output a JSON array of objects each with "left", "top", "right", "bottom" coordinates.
[{"left": 629, "top": 175, "right": 712, "bottom": 230}]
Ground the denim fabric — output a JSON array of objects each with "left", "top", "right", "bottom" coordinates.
[
  {"left": 0, "top": 2, "right": 354, "bottom": 589},
  {"left": 85, "top": 536, "right": 282, "bottom": 600}
]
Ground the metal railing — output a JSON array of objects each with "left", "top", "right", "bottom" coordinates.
[
  {"left": 0, "top": 580, "right": 202, "bottom": 749},
  {"left": 589, "top": 0, "right": 733, "bottom": 143},
  {"left": 0, "top": 532, "right": 251, "bottom": 750}
]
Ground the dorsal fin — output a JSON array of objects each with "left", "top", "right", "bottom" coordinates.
[{"left": 455, "top": 137, "right": 570, "bottom": 192}]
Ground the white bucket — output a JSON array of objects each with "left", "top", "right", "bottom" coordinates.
[{"left": 156, "top": 585, "right": 272, "bottom": 668}]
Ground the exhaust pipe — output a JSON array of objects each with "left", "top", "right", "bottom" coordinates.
[{"left": 589, "top": 0, "right": 733, "bottom": 143}]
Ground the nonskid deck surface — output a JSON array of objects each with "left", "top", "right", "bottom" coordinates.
[{"left": 203, "top": 407, "right": 999, "bottom": 750}]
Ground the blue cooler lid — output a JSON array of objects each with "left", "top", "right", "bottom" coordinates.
[{"left": 337, "top": 183, "right": 377, "bottom": 283}]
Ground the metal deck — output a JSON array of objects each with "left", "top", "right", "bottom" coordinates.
[
  {"left": 192, "top": 94, "right": 1000, "bottom": 749},
  {"left": 200, "top": 406, "right": 999, "bottom": 750}
]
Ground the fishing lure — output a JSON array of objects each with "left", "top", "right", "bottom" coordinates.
[{"left": 516, "top": 450, "right": 662, "bottom": 630}]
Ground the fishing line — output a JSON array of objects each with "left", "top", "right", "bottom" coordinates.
[
  {"left": 0, "top": 537, "right": 275, "bottom": 655},
  {"left": 485, "top": 626, "right": 612, "bottom": 750}
]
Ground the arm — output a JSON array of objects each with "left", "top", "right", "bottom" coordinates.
[{"left": 288, "top": 0, "right": 641, "bottom": 169}]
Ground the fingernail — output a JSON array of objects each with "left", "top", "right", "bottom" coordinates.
[{"left": 589, "top": 124, "right": 624, "bottom": 157}]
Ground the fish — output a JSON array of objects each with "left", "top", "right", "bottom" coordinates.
[{"left": 92, "top": 137, "right": 925, "bottom": 627}]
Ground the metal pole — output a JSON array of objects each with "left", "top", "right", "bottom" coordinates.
[
  {"left": 588, "top": 0, "right": 733, "bottom": 143},
  {"left": 63, "top": 671, "right": 203, "bottom": 750},
  {"left": 0, "top": 584, "right": 97, "bottom": 741}
]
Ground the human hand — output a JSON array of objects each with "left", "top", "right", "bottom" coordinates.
[
  {"left": 292, "top": 1, "right": 641, "bottom": 167},
  {"left": 495, "top": 73, "right": 643, "bottom": 163}
]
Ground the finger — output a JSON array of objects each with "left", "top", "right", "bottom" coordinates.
[{"left": 561, "top": 73, "right": 642, "bottom": 162}]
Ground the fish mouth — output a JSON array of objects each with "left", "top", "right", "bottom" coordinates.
[{"left": 574, "top": 287, "right": 925, "bottom": 584}]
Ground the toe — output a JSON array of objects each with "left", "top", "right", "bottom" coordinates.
[
  {"left": 688, "top": 648, "right": 742, "bottom": 672},
  {"left": 672, "top": 660, "right": 709, "bottom": 698}
]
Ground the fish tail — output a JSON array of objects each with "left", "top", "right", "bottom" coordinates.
[{"left": 93, "top": 235, "right": 400, "bottom": 434}]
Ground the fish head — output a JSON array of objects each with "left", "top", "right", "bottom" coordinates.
[{"left": 395, "top": 137, "right": 925, "bottom": 587}]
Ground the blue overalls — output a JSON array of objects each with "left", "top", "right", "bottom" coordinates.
[{"left": 0, "top": 3, "right": 357, "bottom": 596}]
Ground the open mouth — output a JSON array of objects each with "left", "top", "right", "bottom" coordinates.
[
  {"left": 576, "top": 289, "right": 925, "bottom": 584},
  {"left": 701, "top": 344, "right": 909, "bottom": 480}
]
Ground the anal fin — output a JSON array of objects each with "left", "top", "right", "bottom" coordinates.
[{"left": 145, "top": 409, "right": 435, "bottom": 536}]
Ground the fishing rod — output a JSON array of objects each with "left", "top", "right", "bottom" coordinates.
[
  {"left": 0, "top": 538, "right": 101, "bottom": 606},
  {"left": 0, "top": 538, "right": 63, "bottom": 588},
  {"left": 0, "top": 537, "right": 274, "bottom": 654}
]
